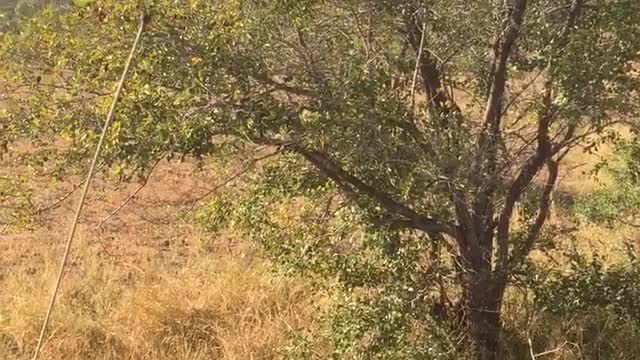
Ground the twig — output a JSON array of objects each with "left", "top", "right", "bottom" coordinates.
[
  {"left": 32, "top": 14, "right": 146, "bottom": 360},
  {"left": 95, "top": 156, "right": 163, "bottom": 231},
  {"left": 33, "top": 160, "right": 112, "bottom": 215},
  {"left": 178, "top": 150, "right": 281, "bottom": 218},
  {"left": 528, "top": 336, "right": 537, "bottom": 360},
  {"left": 532, "top": 341, "right": 568, "bottom": 358}
]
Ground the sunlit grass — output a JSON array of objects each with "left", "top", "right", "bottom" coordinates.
[{"left": 0, "top": 247, "right": 322, "bottom": 360}]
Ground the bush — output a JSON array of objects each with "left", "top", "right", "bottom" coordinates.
[
  {"left": 574, "top": 186, "right": 640, "bottom": 226},
  {"left": 531, "top": 249, "right": 640, "bottom": 359},
  {"left": 574, "top": 141, "right": 640, "bottom": 227}
]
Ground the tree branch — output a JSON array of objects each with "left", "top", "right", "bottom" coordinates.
[
  {"left": 495, "top": 0, "right": 585, "bottom": 274},
  {"left": 473, "top": 0, "right": 529, "bottom": 264},
  {"left": 482, "top": 0, "right": 528, "bottom": 137},
  {"left": 510, "top": 159, "right": 559, "bottom": 267},
  {"left": 278, "top": 142, "right": 456, "bottom": 237},
  {"left": 496, "top": 76, "right": 553, "bottom": 273}
]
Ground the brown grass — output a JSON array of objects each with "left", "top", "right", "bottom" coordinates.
[
  {"left": 0, "top": 156, "right": 324, "bottom": 360},
  {"left": 0, "top": 251, "right": 320, "bottom": 359}
]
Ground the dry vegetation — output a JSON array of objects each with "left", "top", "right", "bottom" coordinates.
[{"left": 0, "top": 156, "right": 325, "bottom": 359}]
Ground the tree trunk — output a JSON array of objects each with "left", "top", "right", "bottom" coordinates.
[{"left": 463, "top": 273, "right": 504, "bottom": 360}]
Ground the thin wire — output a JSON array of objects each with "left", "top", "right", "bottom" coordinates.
[{"left": 32, "top": 14, "right": 147, "bottom": 360}]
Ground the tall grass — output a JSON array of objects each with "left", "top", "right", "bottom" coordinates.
[{"left": 0, "top": 248, "right": 322, "bottom": 360}]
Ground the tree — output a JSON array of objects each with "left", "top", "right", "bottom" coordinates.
[{"left": 1, "top": 0, "right": 640, "bottom": 359}]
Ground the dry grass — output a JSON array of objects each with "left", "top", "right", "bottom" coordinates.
[
  {"left": 0, "top": 156, "right": 324, "bottom": 360},
  {"left": 0, "top": 249, "right": 320, "bottom": 360},
  {"left": 500, "top": 289, "right": 640, "bottom": 360}
]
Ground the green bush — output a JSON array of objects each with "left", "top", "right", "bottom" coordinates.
[
  {"left": 574, "top": 141, "right": 640, "bottom": 227},
  {"left": 574, "top": 186, "right": 640, "bottom": 226},
  {"left": 534, "top": 252, "right": 640, "bottom": 324}
]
